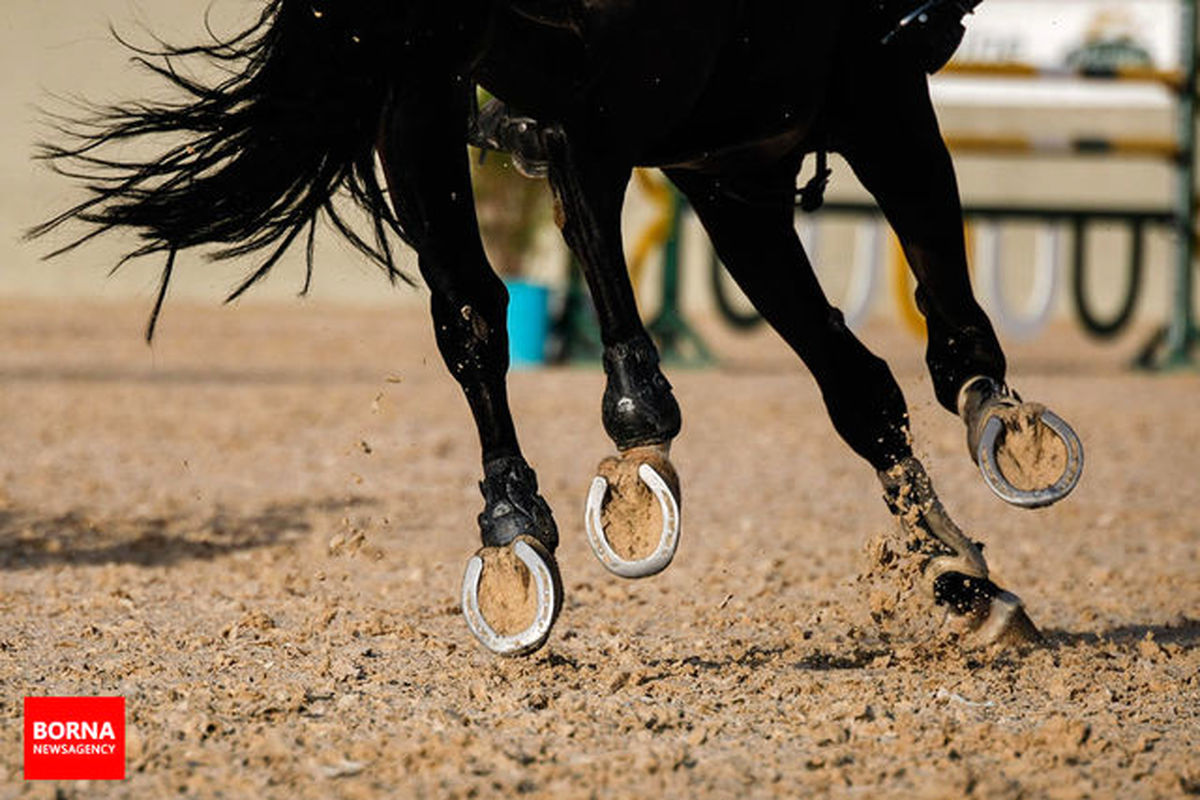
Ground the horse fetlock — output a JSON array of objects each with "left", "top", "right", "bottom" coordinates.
[
  {"left": 601, "top": 337, "right": 682, "bottom": 450},
  {"left": 478, "top": 456, "right": 558, "bottom": 551},
  {"left": 879, "top": 457, "right": 988, "bottom": 579}
]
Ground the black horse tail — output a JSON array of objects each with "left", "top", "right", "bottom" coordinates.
[{"left": 28, "top": 0, "right": 415, "bottom": 339}]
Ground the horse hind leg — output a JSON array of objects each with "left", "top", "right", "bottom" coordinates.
[
  {"left": 879, "top": 457, "right": 1042, "bottom": 646},
  {"left": 838, "top": 65, "right": 1083, "bottom": 509},
  {"left": 544, "top": 128, "right": 684, "bottom": 579},
  {"left": 668, "top": 162, "right": 1039, "bottom": 647}
]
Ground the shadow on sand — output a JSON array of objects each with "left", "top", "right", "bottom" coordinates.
[
  {"left": 0, "top": 495, "right": 375, "bottom": 570},
  {"left": 1046, "top": 619, "right": 1200, "bottom": 649}
]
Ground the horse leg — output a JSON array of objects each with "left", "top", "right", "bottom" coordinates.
[
  {"left": 379, "top": 83, "right": 561, "bottom": 656},
  {"left": 838, "top": 67, "right": 1083, "bottom": 509},
  {"left": 669, "top": 163, "right": 1039, "bottom": 646},
  {"left": 543, "top": 129, "right": 684, "bottom": 579}
]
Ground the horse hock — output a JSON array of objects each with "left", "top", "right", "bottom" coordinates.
[
  {"left": 585, "top": 337, "right": 684, "bottom": 578},
  {"left": 878, "top": 457, "right": 1042, "bottom": 646},
  {"left": 462, "top": 457, "right": 563, "bottom": 656}
]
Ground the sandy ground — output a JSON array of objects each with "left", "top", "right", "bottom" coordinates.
[{"left": 1, "top": 298, "right": 1198, "bottom": 799}]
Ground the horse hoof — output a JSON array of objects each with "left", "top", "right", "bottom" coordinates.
[
  {"left": 977, "top": 403, "right": 1084, "bottom": 509},
  {"left": 461, "top": 535, "right": 562, "bottom": 657},
  {"left": 932, "top": 570, "right": 1043, "bottom": 648},
  {"left": 584, "top": 447, "right": 681, "bottom": 578},
  {"left": 968, "top": 589, "right": 1044, "bottom": 648}
]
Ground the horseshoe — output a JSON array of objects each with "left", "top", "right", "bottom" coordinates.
[
  {"left": 461, "top": 536, "right": 561, "bottom": 656},
  {"left": 977, "top": 408, "right": 1084, "bottom": 509},
  {"left": 585, "top": 462, "right": 681, "bottom": 579}
]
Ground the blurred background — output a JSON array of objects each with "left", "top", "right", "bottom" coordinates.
[{"left": 1, "top": 0, "right": 1195, "bottom": 367}]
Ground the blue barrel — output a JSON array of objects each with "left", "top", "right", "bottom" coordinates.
[{"left": 505, "top": 279, "right": 551, "bottom": 367}]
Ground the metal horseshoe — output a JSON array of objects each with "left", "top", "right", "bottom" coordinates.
[
  {"left": 584, "top": 462, "right": 681, "bottom": 579},
  {"left": 977, "top": 408, "right": 1084, "bottom": 509},
  {"left": 461, "top": 538, "right": 559, "bottom": 656}
]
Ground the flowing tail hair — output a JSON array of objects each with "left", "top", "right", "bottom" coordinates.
[{"left": 27, "top": 0, "right": 415, "bottom": 339}]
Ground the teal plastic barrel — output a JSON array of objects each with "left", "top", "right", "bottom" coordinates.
[{"left": 505, "top": 279, "right": 551, "bottom": 367}]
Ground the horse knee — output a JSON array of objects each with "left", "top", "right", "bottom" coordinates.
[{"left": 431, "top": 279, "right": 511, "bottom": 384}]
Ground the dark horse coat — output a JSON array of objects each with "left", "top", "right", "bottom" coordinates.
[{"left": 31, "top": 0, "right": 1080, "bottom": 655}]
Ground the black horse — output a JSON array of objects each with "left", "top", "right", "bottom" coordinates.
[{"left": 31, "top": 0, "right": 1083, "bottom": 655}]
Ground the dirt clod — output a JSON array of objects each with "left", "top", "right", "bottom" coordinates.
[
  {"left": 860, "top": 526, "right": 939, "bottom": 642},
  {"left": 475, "top": 544, "right": 538, "bottom": 636},
  {"left": 595, "top": 448, "right": 679, "bottom": 561},
  {"left": 992, "top": 402, "right": 1069, "bottom": 491}
]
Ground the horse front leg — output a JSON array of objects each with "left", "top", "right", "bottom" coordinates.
[
  {"left": 380, "top": 85, "right": 560, "bottom": 656},
  {"left": 543, "top": 129, "right": 684, "bottom": 579},
  {"left": 432, "top": 284, "right": 563, "bottom": 657},
  {"left": 839, "top": 65, "right": 1083, "bottom": 510}
]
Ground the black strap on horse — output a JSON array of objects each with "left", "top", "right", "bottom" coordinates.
[
  {"left": 468, "top": 95, "right": 551, "bottom": 178},
  {"left": 797, "top": 149, "right": 832, "bottom": 213},
  {"left": 714, "top": 146, "right": 833, "bottom": 213}
]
